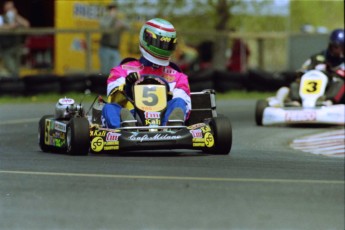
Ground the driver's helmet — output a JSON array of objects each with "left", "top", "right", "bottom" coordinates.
[
  {"left": 329, "top": 29, "right": 344, "bottom": 46},
  {"left": 139, "top": 18, "right": 177, "bottom": 66}
]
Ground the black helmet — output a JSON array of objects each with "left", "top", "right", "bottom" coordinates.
[{"left": 329, "top": 29, "right": 344, "bottom": 46}]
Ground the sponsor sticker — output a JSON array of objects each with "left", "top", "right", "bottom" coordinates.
[
  {"left": 193, "top": 143, "right": 205, "bottom": 147},
  {"left": 52, "top": 131, "right": 65, "bottom": 139},
  {"left": 204, "top": 133, "right": 214, "bottom": 148},
  {"left": 190, "top": 129, "right": 203, "bottom": 138},
  {"left": 91, "top": 137, "right": 104, "bottom": 152},
  {"left": 164, "top": 68, "right": 177, "bottom": 75},
  {"left": 193, "top": 138, "right": 205, "bottom": 143},
  {"left": 106, "top": 132, "right": 121, "bottom": 142},
  {"left": 285, "top": 110, "right": 317, "bottom": 122},
  {"left": 163, "top": 74, "right": 176, "bottom": 82},
  {"left": 201, "top": 126, "right": 211, "bottom": 133},
  {"left": 129, "top": 133, "right": 181, "bottom": 142},
  {"left": 145, "top": 111, "right": 161, "bottom": 119},
  {"left": 54, "top": 138, "right": 65, "bottom": 148},
  {"left": 44, "top": 119, "right": 51, "bottom": 145},
  {"left": 90, "top": 130, "right": 107, "bottom": 137},
  {"left": 145, "top": 119, "right": 161, "bottom": 126},
  {"left": 104, "top": 146, "right": 119, "bottom": 151},
  {"left": 187, "top": 123, "right": 206, "bottom": 130},
  {"left": 54, "top": 121, "right": 66, "bottom": 132},
  {"left": 121, "top": 64, "right": 144, "bottom": 71},
  {"left": 105, "top": 141, "right": 119, "bottom": 146},
  {"left": 58, "top": 98, "right": 74, "bottom": 105}
]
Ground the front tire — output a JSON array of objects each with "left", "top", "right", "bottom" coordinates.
[
  {"left": 66, "top": 117, "right": 90, "bottom": 156},
  {"left": 255, "top": 99, "right": 268, "bottom": 126},
  {"left": 203, "top": 115, "right": 232, "bottom": 155}
]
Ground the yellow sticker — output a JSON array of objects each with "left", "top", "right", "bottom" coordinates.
[
  {"left": 301, "top": 79, "right": 322, "bottom": 94},
  {"left": 44, "top": 119, "right": 51, "bottom": 145},
  {"left": 91, "top": 137, "right": 104, "bottom": 152},
  {"left": 134, "top": 85, "right": 167, "bottom": 111},
  {"left": 204, "top": 133, "right": 214, "bottom": 148}
]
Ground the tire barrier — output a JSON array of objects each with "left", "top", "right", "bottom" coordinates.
[
  {"left": 88, "top": 74, "right": 107, "bottom": 95},
  {"left": 0, "top": 69, "right": 297, "bottom": 96},
  {"left": 60, "top": 74, "right": 90, "bottom": 93},
  {"left": 213, "top": 70, "right": 247, "bottom": 93},
  {"left": 0, "top": 77, "right": 26, "bottom": 96},
  {"left": 188, "top": 69, "right": 296, "bottom": 93},
  {"left": 188, "top": 69, "right": 214, "bottom": 92},
  {"left": 23, "top": 74, "right": 61, "bottom": 95}
]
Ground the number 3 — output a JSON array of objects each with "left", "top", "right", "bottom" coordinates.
[{"left": 306, "top": 81, "right": 318, "bottom": 92}]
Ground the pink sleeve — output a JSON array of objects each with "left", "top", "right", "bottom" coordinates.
[
  {"left": 107, "top": 66, "right": 127, "bottom": 85},
  {"left": 175, "top": 72, "right": 191, "bottom": 96}
]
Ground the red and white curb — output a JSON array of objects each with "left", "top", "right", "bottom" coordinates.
[{"left": 290, "top": 129, "right": 345, "bottom": 158}]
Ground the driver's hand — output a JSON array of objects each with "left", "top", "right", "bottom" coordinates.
[{"left": 126, "top": 72, "right": 140, "bottom": 85}]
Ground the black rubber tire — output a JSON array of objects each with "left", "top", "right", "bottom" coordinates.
[
  {"left": 38, "top": 115, "right": 55, "bottom": 152},
  {"left": 88, "top": 74, "right": 107, "bottom": 95},
  {"left": 213, "top": 70, "right": 247, "bottom": 93},
  {"left": 188, "top": 69, "right": 215, "bottom": 92},
  {"left": 203, "top": 115, "right": 232, "bottom": 155},
  {"left": 255, "top": 99, "right": 268, "bottom": 126},
  {"left": 66, "top": 117, "right": 90, "bottom": 156},
  {"left": 23, "top": 74, "right": 60, "bottom": 95},
  {"left": 60, "top": 75, "right": 88, "bottom": 93},
  {"left": 0, "top": 77, "right": 25, "bottom": 95}
]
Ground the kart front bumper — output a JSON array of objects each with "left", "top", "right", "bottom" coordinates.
[
  {"left": 262, "top": 104, "right": 345, "bottom": 126},
  {"left": 89, "top": 125, "right": 214, "bottom": 153}
]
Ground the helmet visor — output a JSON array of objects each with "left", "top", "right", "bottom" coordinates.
[{"left": 143, "top": 29, "right": 177, "bottom": 51}]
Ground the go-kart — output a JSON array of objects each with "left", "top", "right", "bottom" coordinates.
[
  {"left": 255, "top": 70, "right": 345, "bottom": 126},
  {"left": 38, "top": 75, "right": 232, "bottom": 156}
]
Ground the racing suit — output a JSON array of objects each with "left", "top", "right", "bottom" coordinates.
[
  {"left": 102, "top": 57, "right": 191, "bottom": 128},
  {"left": 290, "top": 50, "right": 345, "bottom": 104}
]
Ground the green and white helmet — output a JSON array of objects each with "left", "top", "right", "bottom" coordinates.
[{"left": 139, "top": 18, "right": 177, "bottom": 66}]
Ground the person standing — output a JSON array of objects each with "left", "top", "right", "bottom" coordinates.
[
  {"left": 99, "top": 3, "right": 128, "bottom": 75},
  {"left": 227, "top": 38, "right": 250, "bottom": 73},
  {"left": 0, "top": 0, "right": 30, "bottom": 77}
]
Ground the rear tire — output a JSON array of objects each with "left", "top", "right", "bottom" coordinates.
[
  {"left": 66, "top": 117, "right": 90, "bottom": 156},
  {"left": 38, "top": 115, "right": 55, "bottom": 152},
  {"left": 203, "top": 115, "right": 232, "bottom": 155},
  {"left": 255, "top": 99, "right": 268, "bottom": 126}
]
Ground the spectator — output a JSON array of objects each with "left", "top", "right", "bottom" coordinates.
[
  {"left": 99, "top": 3, "right": 128, "bottom": 75},
  {"left": 227, "top": 38, "right": 250, "bottom": 73},
  {"left": 0, "top": 0, "right": 30, "bottom": 77}
]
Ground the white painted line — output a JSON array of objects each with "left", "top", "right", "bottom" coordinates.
[
  {"left": 292, "top": 135, "right": 344, "bottom": 142},
  {"left": 291, "top": 129, "right": 345, "bottom": 157},
  {"left": 292, "top": 143, "right": 345, "bottom": 150},
  {"left": 0, "top": 170, "right": 343, "bottom": 184}
]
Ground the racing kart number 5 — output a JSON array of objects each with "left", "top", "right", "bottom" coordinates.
[{"left": 134, "top": 85, "right": 167, "bottom": 111}]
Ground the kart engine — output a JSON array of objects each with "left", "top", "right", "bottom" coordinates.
[{"left": 55, "top": 97, "right": 83, "bottom": 119}]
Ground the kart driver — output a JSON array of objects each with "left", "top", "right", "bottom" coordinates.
[
  {"left": 288, "top": 28, "right": 345, "bottom": 105},
  {"left": 101, "top": 18, "right": 191, "bottom": 128}
]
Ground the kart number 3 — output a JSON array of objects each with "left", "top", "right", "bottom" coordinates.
[{"left": 301, "top": 80, "right": 322, "bottom": 94}]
